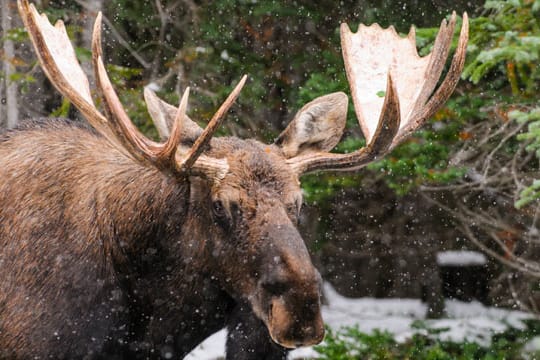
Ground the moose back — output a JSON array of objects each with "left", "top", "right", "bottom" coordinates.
[{"left": 0, "top": 1, "right": 468, "bottom": 358}]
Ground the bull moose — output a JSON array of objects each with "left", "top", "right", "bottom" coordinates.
[{"left": 0, "top": 0, "right": 468, "bottom": 358}]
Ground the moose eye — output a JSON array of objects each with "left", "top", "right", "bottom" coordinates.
[
  {"left": 212, "top": 200, "right": 231, "bottom": 230},
  {"left": 212, "top": 200, "right": 226, "bottom": 218}
]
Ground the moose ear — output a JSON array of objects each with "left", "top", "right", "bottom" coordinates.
[
  {"left": 275, "top": 92, "right": 348, "bottom": 158},
  {"left": 144, "top": 87, "right": 204, "bottom": 141}
]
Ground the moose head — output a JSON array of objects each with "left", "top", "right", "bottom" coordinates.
[{"left": 5, "top": 0, "right": 468, "bottom": 357}]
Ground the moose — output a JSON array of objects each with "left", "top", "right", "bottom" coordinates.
[{"left": 0, "top": 0, "right": 468, "bottom": 358}]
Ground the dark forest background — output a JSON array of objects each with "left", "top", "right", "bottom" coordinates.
[{"left": 1, "top": 0, "right": 540, "bottom": 317}]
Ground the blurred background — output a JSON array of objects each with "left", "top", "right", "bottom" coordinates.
[{"left": 1, "top": 0, "right": 539, "bottom": 323}]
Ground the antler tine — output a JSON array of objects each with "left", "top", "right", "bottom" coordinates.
[
  {"left": 366, "top": 74, "right": 401, "bottom": 157},
  {"left": 179, "top": 75, "right": 247, "bottom": 172},
  {"left": 143, "top": 84, "right": 240, "bottom": 180},
  {"left": 92, "top": 12, "right": 163, "bottom": 165},
  {"left": 157, "top": 87, "right": 189, "bottom": 170},
  {"left": 405, "top": 12, "right": 457, "bottom": 129},
  {"left": 393, "top": 12, "right": 469, "bottom": 145}
]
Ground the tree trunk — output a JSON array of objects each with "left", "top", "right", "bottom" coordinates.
[{"left": 1, "top": 0, "right": 19, "bottom": 128}]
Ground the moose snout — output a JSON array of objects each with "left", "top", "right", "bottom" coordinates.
[
  {"left": 255, "top": 221, "right": 325, "bottom": 348},
  {"left": 258, "top": 264, "right": 324, "bottom": 348},
  {"left": 267, "top": 294, "right": 325, "bottom": 348}
]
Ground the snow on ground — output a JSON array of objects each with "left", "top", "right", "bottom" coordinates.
[
  {"left": 185, "top": 283, "right": 534, "bottom": 359},
  {"left": 436, "top": 250, "right": 487, "bottom": 266}
]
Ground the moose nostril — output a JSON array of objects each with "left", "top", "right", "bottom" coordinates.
[
  {"left": 300, "top": 324, "right": 324, "bottom": 346},
  {"left": 303, "top": 325, "right": 321, "bottom": 340}
]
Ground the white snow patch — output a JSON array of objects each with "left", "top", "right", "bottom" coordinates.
[
  {"left": 185, "top": 283, "right": 535, "bottom": 359},
  {"left": 185, "top": 329, "right": 227, "bottom": 360},
  {"left": 524, "top": 335, "right": 540, "bottom": 355},
  {"left": 437, "top": 250, "right": 487, "bottom": 266}
]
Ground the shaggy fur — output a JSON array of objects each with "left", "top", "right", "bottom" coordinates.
[{"left": 0, "top": 118, "right": 322, "bottom": 359}]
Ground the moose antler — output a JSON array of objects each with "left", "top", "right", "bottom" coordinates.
[
  {"left": 288, "top": 12, "right": 468, "bottom": 174},
  {"left": 17, "top": 0, "right": 242, "bottom": 180}
]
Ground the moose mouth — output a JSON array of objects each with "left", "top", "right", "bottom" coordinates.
[{"left": 266, "top": 296, "right": 325, "bottom": 349}]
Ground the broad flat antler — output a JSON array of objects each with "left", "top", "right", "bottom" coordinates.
[
  {"left": 288, "top": 13, "right": 468, "bottom": 174},
  {"left": 18, "top": 0, "right": 245, "bottom": 180}
]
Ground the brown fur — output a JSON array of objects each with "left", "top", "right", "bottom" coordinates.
[{"left": 0, "top": 118, "right": 323, "bottom": 359}]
